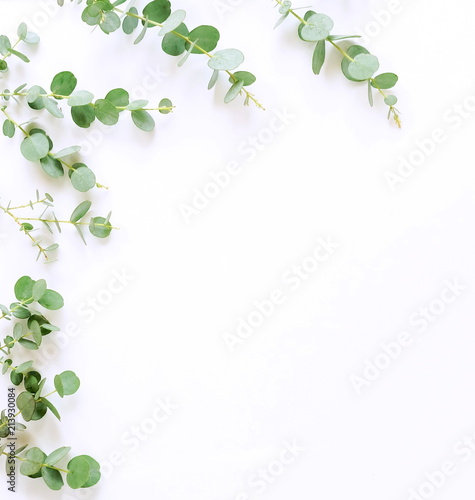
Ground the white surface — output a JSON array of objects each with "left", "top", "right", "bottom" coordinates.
[{"left": 1, "top": 0, "right": 475, "bottom": 499}]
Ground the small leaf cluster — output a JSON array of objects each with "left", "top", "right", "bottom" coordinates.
[
  {"left": 0, "top": 191, "right": 114, "bottom": 261},
  {"left": 75, "top": 0, "right": 263, "bottom": 107},
  {"left": 0, "top": 23, "right": 39, "bottom": 73},
  {"left": 0, "top": 277, "right": 100, "bottom": 491},
  {"left": 274, "top": 1, "right": 401, "bottom": 126}
]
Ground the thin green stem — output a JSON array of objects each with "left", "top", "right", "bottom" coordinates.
[
  {"left": 0, "top": 299, "right": 32, "bottom": 321},
  {"left": 0, "top": 451, "right": 70, "bottom": 473},
  {"left": 114, "top": 7, "right": 264, "bottom": 110},
  {"left": 16, "top": 217, "right": 117, "bottom": 229},
  {"left": 0, "top": 330, "right": 34, "bottom": 351}
]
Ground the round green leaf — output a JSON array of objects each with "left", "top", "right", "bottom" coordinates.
[
  {"left": 159, "top": 98, "right": 173, "bottom": 114},
  {"left": 100, "top": 11, "right": 121, "bottom": 34},
  {"left": 300, "top": 13, "right": 334, "bottom": 42},
  {"left": 27, "top": 86, "right": 46, "bottom": 110},
  {"left": 38, "top": 289, "right": 64, "bottom": 310},
  {"left": 30, "top": 400, "right": 48, "bottom": 421},
  {"left": 32, "top": 279, "right": 47, "bottom": 301},
  {"left": 29, "top": 128, "right": 53, "bottom": 150},
  {"left": 185, "top": 25, "right": 220, "bottom": 53},
  {"left": 70, "top": 166, "right": 96, "bottom": 192},
  {"left": 348, "top": 53, "right": 380, "bottom": 80},
  {"left": 384, "top": 95, "right": 398, "bottom": 106},
  {"left": 42, "top": 467, "right": 64, "bottom": 491},
  {"left": 0, "top": 60, "right": 7, "bottom": 72},
  {"left": 371, "top": 72, "right": 399, "bottom": 90},
  {"left": 66, "top": 456, "right": 90, "bottom": 489},
  {"left": 17, "top": 391, "right": 36, "bottom": 422},
  {"left": 40, "top": 155, "right": 64, "bottom": 178},
  {"left": 80, "top": 456, "right": 101, "bottom": 488},
  {"left": 159, "top": 9, "right": 186, "bottom": 35},
  {"left": 50, "top": 71, "right": 77, "bottom": 97},
  {"left": 94, "top": 99, "right": 119, "bottom": 125},
  {"left": 71, "top": 105, "right": 96, "bottom": 128},
  {"left": 68, "top": 90, "right": 94, "bottom": 106},
  {"left": 161, "top": 22, "right": 188, "bottom": 56},
  {"left": 20, "top": 447, "right": 46, "bottom": 476},
  {"left": 131, "top": 109, "right": 155, "bottom": 131},
  {"left": 20, "top": 134, "right": 50, "bottom": 162},
  {"left": 341, "top": 45, "right": 370, "bottom": 82},
  {"left": 229, "top": 71, "right": 256, "bottom": 86},
  {"left": 122, "top": 7, "right": 139, "bottom": 34},
  {"left": 105, "top": 88, "right": 129, "bottom": 107},
  {"left": 3, "top": 119, "right": 15, "bottom": 138},
  {"left": 14, "top": 276, "right": 35, "bottom": 302},
  {"left": 208, "top": 49, "right": 244, "bottom": 71},
  {"left": 54, "top": 370, "right": 80, "bottom": 398},
  {"left": 89, "top": 217, "right": 112, "bottom": 238},
  {"left": 142, "top": 0, "right": 171, "bottom": 25},
  {"left": 224, "top": 80, "right": 244, "bottom": 104}
]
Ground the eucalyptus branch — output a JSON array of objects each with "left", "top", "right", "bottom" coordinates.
[
  {"left": 0, "top": 276, "right": 101, "bottom": 490},
  {"left": 68, "top": 0, "right": 264, "bottom": 109},
  {"left": 0, "top": 191, "right": 116, "bottom": 261},
  {"left": 0, "top": 23, "right": 39, "bottom": 74},
  {"left": 273, "top": 0, "right": 401, "bottom": 127}
]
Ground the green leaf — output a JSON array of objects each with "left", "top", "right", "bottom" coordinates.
[
  {"left": 89, "top": 217, "right": 112, "bottom": 238},
  {"left": 384, "top": 95, "right": 398, "bottom": 106},
  {"left": 105, "top": 88, "right": 129, "bottom": 107},
  {"left": 13, "top": 323, "right": 23, "bottom": 340},
  {"left": 2, "top": 119, "right": 15, "bottom": 138},
  {"left": 16, "top": 361, "right": 33, "bottom": 374},
  {"left": 371, "top": 72, "right": 399, "bottom": 90},
  {"left": 348, "top": 53, "right": 380, "bottom": 80},
  {"left": 54, "top": 371, "right": 80, "bottom": 397},
  {"left": 43, "top": 97, "right": 64, "bottom": 118},
  {"left": 70, "top": 166, "right": 96, "bottom": 192},
  {"left": 67, "top": 456, "right": 100, "bottom": 489},
  {"left": 42, "top": 397, "right": 61, "bottom": 420},
  {"left": 134, "top": 17, "right": 149, "bottom": 44},
  {"left": 71, "top": 105, "right": 96, "bottom": 128},
  {"left": 185, "top": 25, "right": 220, "bottom": 53},
  {"left": 208, "top": 49, "right": 244, "bottom": 71},
  {"left": 300, "top": 13, "right": 334, "bottom": 42},
  {"left": 126, "top": 99, "right": 149, "bottom": 110},
  {"left": 159, "top": 9, "right": 186, "bottom": 35},
  {"left": 159, "top": 98, "right": 173, "bottom": 114},
  {"left": 161, "top": 22, "right": 188, "bottom": 56},
  {"left": 40, "top": 156, "right": 64, "bottom": 178},
  {"left": 224, "top": 80, "right": 244, "bottom": 104},
  {"left": 30, "top": 400, "right": 47, "bottom": 421},
  {"left": 20, "top": 134, "right": 50, "bottom": 162},
  {"left": 0, "top": 60, "right": 7, "bottom": 72},
  {"left": 10, "top": 48, "right": 29, "bottom": 63},
  {"left": 30, "top": 128, "right": 53, "bottom": 150},
  {"left": 32, "top": 279, "right": 47, "bottom": 301},
  {"left": 24, "top": 31, "right": 40, "bottom": 44},
  {"left": 122, "top": 7, "right": 139, "bottom": 34},
  {"left": 53, "top": 146, "right": 81, "bottom": 159},
  {"left": 70, "top": 201, "right": 92, "bottom": 223},
  {"left": 68, "top": 90, "right": 94, "bottom": 106},
  {"left": 45, "top": 447, "right": 71, "bottom": 466},
  {"left": 17, "top": 391, "right": 36, "bottom": 421},
  {"left": 142, "top": 0, "right": 171, "bottom": 25},
  {"left": 208, "top": 69, "right": 219, "bottom": 90},
  {"left": 327, "top": 34, "right": 360, "bottom": 41},
  {"left": 10, "top": 370, "right": 24, "bottom": 385},
  {"left": 50, "top": 71, "right": 77, "bottom": 97},
  {"left": 100, "top": 11, "right": 121, "bottom": 34},
  {"left": 19, "top": 338, "right": 38, "bottom": 350},
  {"left": 94, "top": 99, "right": 119, "bottom": 125},
  {"left": 0, "top": 35, "right": 11, "bottom": 56},
  {"left": 38, "top": 289, "right": 64, "bottom": 310},
  {"left": 229, "top": 71, "right": 256, "bottom": 87},
  {"left": 341, "top": 45, "right": 370, "bottom": 82},
  {"left": 20, "top": 447, "right": 46, "bottom": 476},
  {"left": 27, "top": 86, "right": 46, "bottom": 110},
  {"left": 14, "top": 276, "right": 35, "bottom": 303},
  {"left": 312, "top": 40, "right": 326, "bottom": 75},
  {"left": 368, "top": 80, "right": 374, "bottom": 107},
  {"left": 42, "top": 466, "right": 64, "bottom": 491},
  {"left": 131, "top": 110, "right": 155, "bottom": 131}
]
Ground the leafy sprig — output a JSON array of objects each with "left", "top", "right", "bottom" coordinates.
[
  {"left": 0, "top": 191, "right": 115, "bottom": 262},
  {"left": 0, "top": 23, "right": 39, "bottom": 74},
  {"left": 68, "top": 0, "right": 264, "bottom": 108},
  {"left": 273, "top": 1, "right": 401, "bottom": 126},
  {"left": 0, "top": 276, "right": 100, "bottom": 491}
]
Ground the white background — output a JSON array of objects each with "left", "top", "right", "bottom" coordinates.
[{"left": 1, "top": 0, "right": 475, "bottom": 499}]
